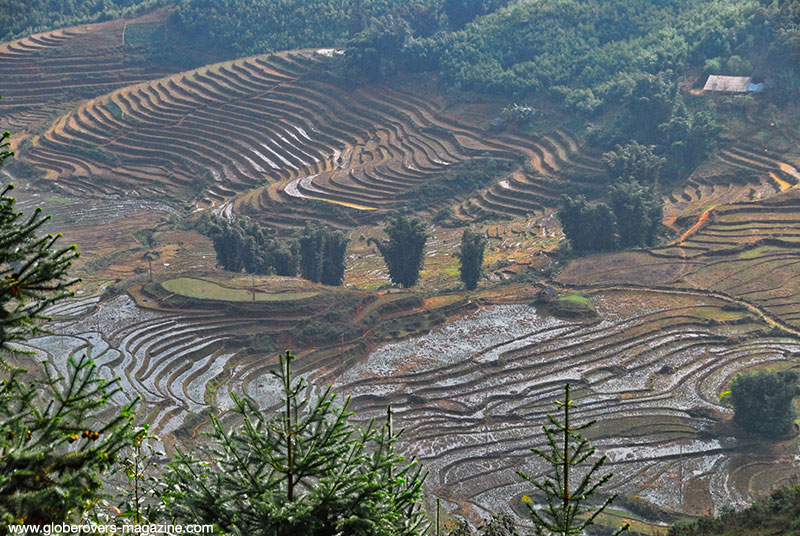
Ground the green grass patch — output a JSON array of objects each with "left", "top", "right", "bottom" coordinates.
[
  {"left": 44, "top": 196, "right": 72, "bottom": 204},
  {"left": 550, "top": 293, "right": 597, "bottom": 318},
  {"left": 738, "top": 245, "right": 780, "bottom": 259},
  {"left": 162, "top": 277, "right": 318, "bottom": 302},
  {"left": 559, "top": 293, "right": 592, "bottom": 306},
  {"left": 689, "top": 306, "right": 749, "bottom": 322}
]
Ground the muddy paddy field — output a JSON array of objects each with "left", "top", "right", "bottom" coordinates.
[{"left": 15, "top": 281, "right": 800, "bottom": 530}]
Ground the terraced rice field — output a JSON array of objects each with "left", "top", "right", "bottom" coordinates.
[
  {"left": 559, "top": 189, "right": 800, "bottom": 330},
  {"left": 9, "top": 11, "right": 800, "bottom": 528},
  {"left": 20, "top": 288, "right": 800, "bottom": 526},
  {"left": 14, "top": 39, "right": 599, "bottom": 227},
  {"left": 332, "top": 293, "right": 800, "bottom": 523},
  {"left": 18, "top": 287, "right": 360, "bottom": 438},
  {"left": 0, "top": 8, "right": 177, "bottom": 135},
  {"left": 664, "top": 123, "right": 800, "bottom": 227}
]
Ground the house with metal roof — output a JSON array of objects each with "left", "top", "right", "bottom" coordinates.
[{"left": 703, "top": 75, "right": 763, "bottom": 93}]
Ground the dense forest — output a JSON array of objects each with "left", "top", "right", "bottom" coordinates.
[{"left": 425, "top": 1, "right": 775, "bottom": 106}]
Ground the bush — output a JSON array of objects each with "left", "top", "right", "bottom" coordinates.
[{"left": 730, "top": 369, "right": 800, "bottom": 438}]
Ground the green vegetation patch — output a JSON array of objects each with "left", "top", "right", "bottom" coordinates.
[
  {"left": 560, "top": 293, "right": 592, "bottom": 307},
  {"left": 162, "top": 277, "right": 318, "bottom": 302},
  {"left": 738, "top": 245, "right": 781, "bottom": 259},
  {"left": 124, "top": 21, "right": 166, "bottom": 47},
  {"left": 0, "top": 0, "right": 165, "bottom": 42},
  {"left": 550, "top": 293, "right": 597, "bottom": 318},
  {"left": 43, "top": 196, "right": 72, "bottom": 204}
]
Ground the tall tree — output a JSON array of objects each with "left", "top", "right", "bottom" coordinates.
[
  {"left": 164, "top": 350, "right": 429, "bottom": 536},
  {"left": 454, "top": 229, "right": 486, "bottom": 290},
  {"left": 0, "top": 127, "right": 140, "bottom": 530},
  {"left": 659, "top": 108, "right": 721, "bottom": 178},
  {"left": 0, "top": 185, "right": 79, "bottom": 350},
  {"left": 729, "top": 369, "right": 800, "bottom": 438},
  {"left": 626, "top": 71, "right": 679, "bottom": 144},
  {"left": 298, "top": 223, "right": 350, "bottom": 286},
  {"left": 368, "top": 214, "right": 428, "bottom": 288},
  {"left": 518, "top": 384, "right": 629, "bottom": 536},
  {"left": 298, "top": 223, "right": 325, "bottom": 283},
  {"left": 609, "top": 180, "right": 663, "bottom": 248},
  {"left": 200, "top": 215, "right": 297, "bottom": 276}
]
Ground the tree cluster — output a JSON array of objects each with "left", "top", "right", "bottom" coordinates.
[
  {"left": 729, "top": 369, "right": 800, "bottom": 438},
  {"left": 558, "top": 196, "right": 617, "bottom": 253},
  {"left": 174, "top": 0, "right": 446, "bottom": 59},
  {"left": 198, "top": 215, "right": 297, "bottom": 277},
  {"left": 415, "top": 0, "right": 771, "bottom": 109},
  {"left": 198, "top": 212, "right": 490, "bottom": 290},
  {"left": 559, "top": 141, "right": 666, "bottom": 253},
  {"left": 197, "top": 216, "right": 355, "bottom": 286},
  {"left": 298, "top": 222, "right": 349, "bottom": 286},
  {"left": 345, "top": 16, "right": 411, "bottom": 80}
]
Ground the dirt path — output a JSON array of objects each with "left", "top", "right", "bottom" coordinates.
[{"left": 671, "top": 206, "right": 714, "bottom": 245}]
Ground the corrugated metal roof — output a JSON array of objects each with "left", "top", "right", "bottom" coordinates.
[{"left": 703, "top": 75, "right": 752, "bottom": 92}]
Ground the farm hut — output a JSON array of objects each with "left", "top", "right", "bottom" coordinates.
[{"left": 703, "top": 75, "right": 763, "bottom": 93}]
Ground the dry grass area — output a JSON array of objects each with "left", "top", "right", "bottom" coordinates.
[{"left": 343, "top": 212, "right": 561, "bottom": 291}]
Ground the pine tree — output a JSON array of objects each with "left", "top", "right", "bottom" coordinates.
[
  {"left": 454, "top": 229, "right": 486, "bottom": 290},
  {"left": 0, "top": 130, "right": 139, "bottom": 530},
  {"left": 164, "top": 350, "right": 429, "bottom": 536},
  {"left": 202, "top": 216, "right": 297, "bottom": 276},
  {"left": 0, "top": 356, "right": 139, "bottom": 530},
  {"left": 368, "top": 214, "right": 428, "bottom": 288},
  {"left": 0, "top": 128, "right": 78, "bottom": 352},
  {"left": 518, "top": 384, "right": 629, "bottom": 536},
  {"left": 0, "top": 184, "right": 80, "bottom": 353}
]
